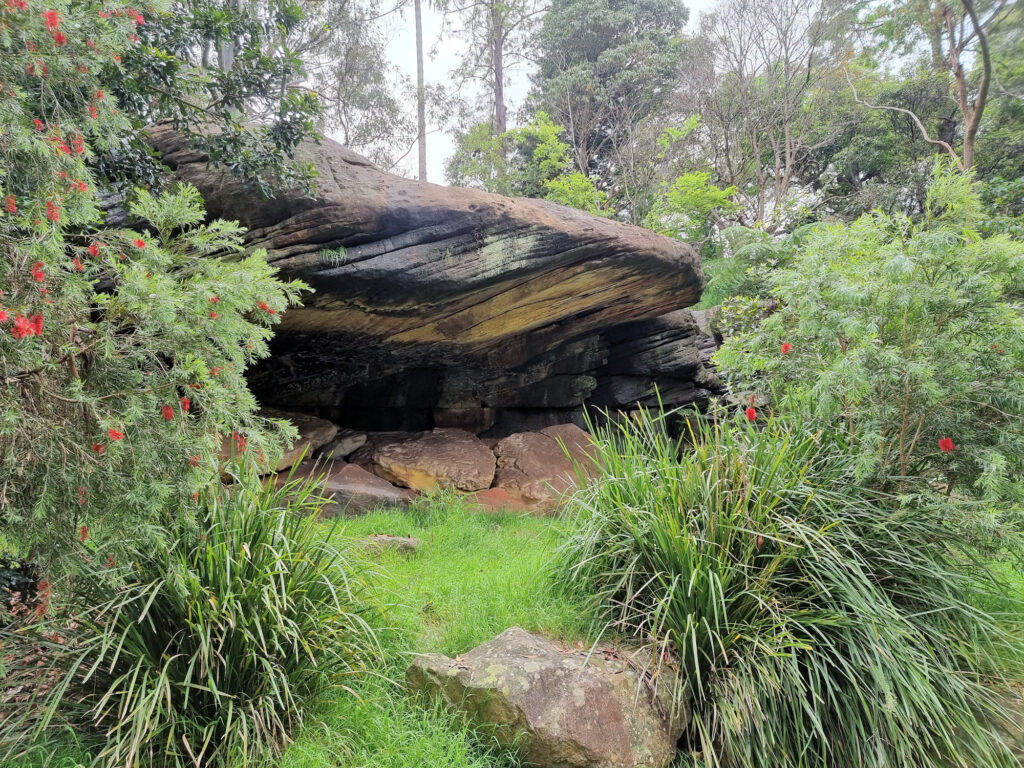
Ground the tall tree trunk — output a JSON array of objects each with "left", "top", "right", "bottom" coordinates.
[
  {"left": 415, "top": 0, "right": 428, "bottom": 181},
  {"left": 492, "top": 3, "right": 506, "bottom": 149},
  {"left": 960, "top": 0, "right": 991, "bottom": 169}
]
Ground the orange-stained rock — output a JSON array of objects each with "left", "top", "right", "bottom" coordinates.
[
  {"left": 467, "top": 487, "right": 539, "bottom": 515},
  {"left": 351, "top": 428, "right": 496, "bottom": 492},
  {"left": 491, "top": 425, "right": 599, "bottom": 512}
]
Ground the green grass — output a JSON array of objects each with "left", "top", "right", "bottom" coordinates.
[{"left": 277, "top": 491, "right": 587, "bottom": 768}]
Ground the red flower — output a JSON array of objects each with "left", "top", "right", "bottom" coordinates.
[
  {"left": 11, "top": 315, "right": 32, "bottom": 339},
  {"left": 95, "top": 90, "right": 104, "bottom": 100},
  {"left": 132, "top": 238, "right": 146, "bottom": 249},
  {"left": 162, "top": 404, "right": 174, "bottom": 421},
  {"left": 105, "top": 554, "right": 116, "bottom": 568},
  {"left": 107, "top": 428, "right": 123, "bottom": 441},
  {"left": 745, "top": 406, "right": 757, "bottom": 422},
  {"left": 180, "top": 396, "right": 190, "bottom": 412},
  {"left": 29, "top": 314, "right": 43, "bottom": 335},
  {"left": 88, "top": 242, "right": 100, "bottom": 257},
  {"left": 71, "top": 136, "right": 84, "bottom": 154},
  {"left": 257, "top": 301, "right": 277, "bottom": 315},
  {"left": 31, "top": 261, "right": 45, "bottom": 282},
  {"left": 42, "top": 9, "right": 59, "bottom": 28},
  {"left": 79, "top": 525, "right": 89, "bottom": 543},
  {"left": 91, "top": 442, "right": 105, "bottom": 454},
  {"left": 209, "top": 296, "right": 219, "bottom": 303},
  {"left": 0, "top": 309, "right": 7, "bottom": 322},
  {"left": 32, "top": 118, "right": 44, "bottom": 131},
  {"left": 89, "top": 105, "right": 99, "bottom": 119},
  {"left": 209, "top": 311, "right": 218, "bottom": 319},
  {"left": 45, "top": 200, "right": 60, "bottom": 222},
  {"left": 780, "top": 343, "right": 792, "bottom": 355},
  {"left": 73, "top": 256, "right": 84, "bottom": 271},
  {"left": 51, "top": 30, "right": 66, "bottom": 45},
  {"left": 4, "top": 194, "right": 15, "bottom": 213},
  {"left": 938, "top": 437, "right": 956, "bottom": 453},
  {"left": 189, "top": 455, "right": 200, "bottom": 467}
]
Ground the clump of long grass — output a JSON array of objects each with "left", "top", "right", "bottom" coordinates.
[
  {"left": 557, "top": 409, "right": 1024, "bottom": 768},
  {"left": 5, "top": 472, "right": 382, "bottom": 768}
]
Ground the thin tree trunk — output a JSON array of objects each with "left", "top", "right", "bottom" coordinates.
[
  {"left": 960, "top": 0, "right": 991, "bottom": 169},
  {"left": 492, "top": 2, "right": 506, "bottom": 148},
  {"left": 415, "top": 0, "right": 428, "bottom": 181}
]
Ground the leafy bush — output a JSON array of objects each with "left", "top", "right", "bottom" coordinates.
[
  {"left": 3, "top": 474, "right": 381, "bottom": 768},
  {"left": 715, "top": 166, "right": 1024, "bottom": 501},
  {"left": 557, "top": 410, "right": 1024, "bottom": 768},
  {"left": 0, "top": 2, "right": 307, "bottom": 563}
]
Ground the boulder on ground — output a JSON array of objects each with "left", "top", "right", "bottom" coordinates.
[
  {"left": 286, "top": 460, "right": 416, "bottom": 516},
  {"left": 407, "top": 627, "right": 686, "bottom": 768},
  {"left": 351, "top": 428, "right": 496, "bottom": 492},
  {"left": 318, "top": 429, "right": 368, "bottom": 461},
  {"left": 263, "top": 408, "right": 339, "bottom": 471},
  {"left": 467, "top": 487, "right": 538, "bottom": 514},
  {"left": 492, "top": 424, "right": 599, "bottom": 511},
  {"left": 359, "top": 534, "right": 420, "bottom": 556}
]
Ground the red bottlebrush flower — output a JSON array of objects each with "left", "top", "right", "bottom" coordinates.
[
  {"left": 232, "top": 431, "right": 247, "bottom": 453},
  {"left": 780, "top": 343, "right": 792, "bottom": 355},
  {"left": 105, "top": 554, "right": 115, "bottom": 568},
  {"left": 133, "top": 12, "right": 144, "bottom": 24},
  {"left": 51, "top": 30, "right": 66, "bottom": 45},
  {"left": 11, "top": 315, "right": 31, "bottom": 339},
  {"left": 257, "top": 301, "right": 277, "bottom": 315},
  {"left": 32, "top": 118, "right": 44, "bottom": 131},
  {"left": 209, "top": 296, "right": 219, "bottom": 303},
  {"left": 91, "top": 442, "right": 105, "bottom": 453},
  {"left": 745, "top": 406, "right": 757, "bottom": 422},
  {"left": 35, "top": 579, "right": 51, "bottom": 617},
  {"left": 77, "top": 64, "right": 88, "bottom": 73},
  {"left": 162, "top": 404, "right": 174, "bottom": 421},
  {"left": 31, "top": 261, "right": 45, "bottom": 282},
  {"left": 42, "top": 9, "right": 59, "bottom": 28},
  {"left": 132, "top": 238, "right": 146, "bottom": 249},
  {"left": 188, "top": 455, "right": 200, "bottom": 467},
  {"left": 88, "top": 242, "right": 100, "bottom": 257},
  {"left": 79, "top": 525, "right": 89, "bottom": 543},
  {"left": 0, "top": 309, "right": 7, "bottom": 322},
  {"left": 107, "top": 428, "right": 123, "bottom": 441},
  {"left": 73, "top": 256, "right": 84, "bottom": 271},
  {"left": 98, "top": 10, "right": 109, "bottom": 17},
  {"left": 45, "top": 200, "right": 60, "bottom": 222},
  {"left": 180, "top": 396, "right": 190, "bottom": 412},
  {"left": 938, "top": 437, "right": 956, "bottom": 453},
  {"left": 4, "top": 194, "right": 15, "bottom": 213},
  {"left": 71, "top": 136, "right": 84, "bottom": 154},
  {"left": 192, "top": 491, "right": 200, "bottom": 501},
  {"left": 209, "top": 311, "right": 218, "bottom": 319},
  {"left": 29, "top": 314, "right": 43, "bottom": 335},
  {"left": 95, "top": 89, "right": 104, "bottom": 100},
  {"left": 89, "top": 104, "right": 98, "bottom": 119}
]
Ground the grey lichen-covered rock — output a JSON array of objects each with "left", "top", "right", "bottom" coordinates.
[
  {"left": 285, "top": 460, "right": 416, "bottom": 516},
  {"left": 317, "top": 429, "right": 368, "bottom": 461},
  {"left": 406, "top": 627, "right": 686, "bottom": 768},
  {"left": 359, "top": 534, "right": 420, "bottom": 556}
]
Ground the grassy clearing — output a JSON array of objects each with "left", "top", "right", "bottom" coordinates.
[{"left": 277, "top": 491, "right": 587, "bottom": 768}]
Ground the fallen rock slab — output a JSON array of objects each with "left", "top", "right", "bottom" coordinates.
[
  {"left": 286, "top": 460, "right": 416, "bottom": 516},
  {"left": 351, "top": 428, "right": 496, "bottom": 492},
  {"left": 263, "top": 408, "right": 339, "bottom": 471},
  {"left": 407, "top": 627, "right": 685, "bottom": 768},
  {"left": 359, "top": 534, "right": 420, "bottom": 556},
  {"left": 466, "top": 487, "right": 539, "bottom": 515},
  {"left": 317, "top": 428, "right": 368, "bottom": 461}
]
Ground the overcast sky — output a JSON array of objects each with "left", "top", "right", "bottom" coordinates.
[{"left": 342, "top": 1, "right": 717, "bottom": 185}]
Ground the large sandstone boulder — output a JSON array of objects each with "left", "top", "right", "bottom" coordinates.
[
  {"left": 407, "top": 627, "right": 686, "bottom": 768},
  {"left": 144, "top": 124, "right": 719, "bottom": 435},
  {"left": 263, "top": 408, "right": 338, "bottom": 471},
  {"left": 286, "top": 460, "right": 416, "bottom": 515},
  {"left": 350, "top": 428, "right": 496, "bottom": 492},
  {"left": 492, "top": 424, "right": 599, "bottom": 511}
]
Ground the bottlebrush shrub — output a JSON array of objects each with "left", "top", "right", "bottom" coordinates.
[
  {"left": 0, "top": 1, "right": 307, "bottom": 562},
  {"left": 4, "top": 474, "right": 381, "bottom": 768},
  {"left": 715, "top": 164, "right": 1024, "bottom": 503},
  {"left": 557, "top": 410, "right": 1024, "bottom": 768}
]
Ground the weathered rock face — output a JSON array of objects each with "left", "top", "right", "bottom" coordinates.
[
  {"left": 286, "top": 460, "right": 416, "bottom": 516},
  {"left": 350, "top": 428, "right": 496, "bottom": 492},
  {"left": 491, "top": 424, "right": 600, "bottom": 510},
  {"left": 146, "top": 124, "right": 719, "bottom": 433},
  {"left": 407, "top": 627, "right": 686, "bottom": 768}
]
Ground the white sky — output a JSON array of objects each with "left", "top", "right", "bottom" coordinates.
[{"left": 340, "top": 0, "right": 717, "bottom": 185}]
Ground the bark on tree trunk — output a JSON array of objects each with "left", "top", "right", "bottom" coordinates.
[
  {"left": 415, "top": 0, "right": 428, "bottom": 182},
  {"left": 492, "top": 3, "right": 506, "bottom": 152}
]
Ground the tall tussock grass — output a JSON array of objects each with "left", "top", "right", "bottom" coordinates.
[
  {"left": 557, "top": 409, "right": 1024, "bottom": 768},
  {"left": 2, "top": 473, "right": 382, "bottom": 768}
]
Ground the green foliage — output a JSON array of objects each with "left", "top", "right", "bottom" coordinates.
[
  {"left": 716, "top": 166, "right": 1024, "bottom": 500},
  {"left": 557, "top": 409, "right": 1024, "bottom": 768},
  {"left": 643, "top": 172, "right": 739, "bottom": 255},
  {"left": 0, "top": 2, "right": 307, "bottom": 564},
  {"left": 445, "top": 113, "right": 607, "bottom": 214},
  {"left": 4, "top": 474, "right": 381, "bottom": 768}
]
